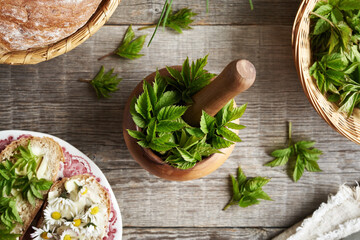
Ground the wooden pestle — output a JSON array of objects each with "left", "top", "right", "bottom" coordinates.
[{"left": 182, "top": 59, "right": 256, "bottom": 126}]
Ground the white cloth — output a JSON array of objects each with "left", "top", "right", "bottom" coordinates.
[{"left": 274, "top": 185, "right": 360, "bottom": 240}]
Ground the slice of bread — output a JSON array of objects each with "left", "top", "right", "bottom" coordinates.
[
  {"left": 0, "top": 136, "right": 64, "bottom": 239},
  {"left": 36, "top": 175, "right": 111, "bottom": 240}
]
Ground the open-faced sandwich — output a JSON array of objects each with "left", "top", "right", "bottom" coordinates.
[
  {"left": 32, "top": 175, "right": 111, "bottom": 240},
  {"left": 0, "top": 137, "right": 64, "bottom": 239},
  {"left": 0, "top": 136, "right": 111, "bottom": 240}
]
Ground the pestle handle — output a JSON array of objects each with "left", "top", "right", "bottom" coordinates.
[{"left": 183, "top": 59, "right": 256, "bottom": 126}]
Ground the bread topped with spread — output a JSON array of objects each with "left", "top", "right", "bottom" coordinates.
[
  {"left": 0, "top": 136, "right": 64, "bottom": 239},
  {"left": 0, "top": 0, "right": 103, "bottom": 54},
  {"left": 32, "top": 175, "right": 111, "bottom": 240}
]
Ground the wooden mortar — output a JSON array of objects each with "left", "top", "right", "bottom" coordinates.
[{"left": 123, "top": 59, "right": 256, "bottom": 181}]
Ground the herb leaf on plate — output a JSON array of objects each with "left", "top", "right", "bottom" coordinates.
[
  {"left": 265, "top": 122, "right": 322, "bottom": 182},
  {"left": 223, "top": 167, "right": 271, "bottom": 210}
]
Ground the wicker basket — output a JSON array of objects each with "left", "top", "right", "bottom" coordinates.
[
  {"left": 293, "top": 0, "right": 360, "bottom": 144},
  {"left": 0, "top": 0, "right": 121, "bottom": 65}
]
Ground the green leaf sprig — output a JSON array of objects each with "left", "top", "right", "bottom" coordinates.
[
  {"left": 0, "top": 140, "right": 54, "bottom": 231},
  {"left": 165, "top": 55, "right": 216, "bottom": 103},
  {"left": 0, "top": 228, "right": 21, "bottom": 240},
  {"left": 223, "top": 167, "right": 271, "bottom": 210},
  {"left": 80, "top": 66, "right": 123, "bottom": 99},
  {"left": 265, "top": 122, "right": 323, "bottom": 182},
  {"left": 128, "top": 56, "right": 247, "bottom": 169},
  {"left": 310, "top": 0, "right": 360, "bottom": 116},
  {"left": 98, "top": 25, "right": 147, "bottom": 61},
  {"left": 13, "top": 173, "right": 52, "bottom": 206},
  {"left": 0, "top": 197, "right": 22, "bottom": 230},
  {"left": 145, "top": 0, "right": 197, "bottom": 46}
]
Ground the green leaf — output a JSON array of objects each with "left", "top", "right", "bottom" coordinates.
[
  {"left": 217, "top": 127, "right": 242, "bottom": 142},
  {"left": 155, "top": 91, "right": 181, "bottom": 112},
  {"left": 229, "top": 104, "right": 247, "bottom": 121},
  {"left": 211, "top": 136, "right": 234, "bottom": 149},
  {"left": 237, "top": 167, "right": 247, "bottom": 186},
  {"left": 89, "top": 66, "right": 122, "bottom": 98},
  {"left": 200, "top": 111, "right": 216, "bottom": 134},
  {"left": 157, "top": 106, "right": 188, "bottom": 121},
  {"left": 157, "top": 120, "right": 185, "bottom": 132},
  {"left": 127, "top": 130, "right": 146, "bottom": 140},
  {"left": 160, "top": 7, "right": 197, "bottom": 34},
  {"left": 115, "top": 25, "right": 147, "bottom": 60},
  {"left": 293, "top": 155, "right": 305, "bottom": 182},
  {"left": 226, "top": 122, "right": 246, "bottom": 130},
  {"left": 313, "top": 17, "right": 331, "bottom": 35},
  {"left": 238, "top": 196, "right": 260, "bottom": 208},
  {"left": 230, "top": 174, "right": 241, "bottom": 201},
  {"left": 176, "top": 148, "right": 197, "bottom": 162},
  {"left": 265, "top": 156, "right": 289, "bottom": 167},
  {"left": 338, "top": 0, "right": 360, "bottom": 10},
  {"left": 305, "top": 160, "right": 322, "bottom": 172},
  {"left": 185, "top": 128, "right": 205, "bottom": 138},
  {"left": 322, "top": 52, "right": 349, "bottom": 71},
  {"left": 314, "top": 4, "right": 333, "bottom": 16},
  {"left": 245, "top": 177, "right": 271, "bottom": 192}
]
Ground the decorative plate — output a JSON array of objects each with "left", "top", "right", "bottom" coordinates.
[{"left": 0, "top": 130, "right": 122, "bottom": 240}]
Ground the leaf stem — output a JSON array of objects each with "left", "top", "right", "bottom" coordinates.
[
  {"left": 310, "top": 12, "right": 336, "bottom": 29},
  {"left": 138, "top": 25, "right": 157, "bottom": 30},
  {"left": 288, "top": 121, "right": 292, "bottom": 146},
  {"left": 223, "top": 201, "right": 233, "bottom": 211},
  {"left": 206, "top": 0, "right": 209, "bottom": 13},
  {"left": 98, "top": 51, "right": 115, "bottom": 61},
  {"left": 147, "top": 0, "right": 169, "bottom": 47}
]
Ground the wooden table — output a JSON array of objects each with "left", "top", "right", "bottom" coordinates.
[{"left": 1, "top": 0, "right": 360, "bottom": 239}]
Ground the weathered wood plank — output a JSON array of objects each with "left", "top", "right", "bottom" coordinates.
[
  {"left": 0, "top": 25, "right": 360, "bottom": 229},
  {"left": 109, "top": 0, "right": 300, "bottom": 26},
  {"left": 122, "top": 227, "right": 284, "bottom": 240}
]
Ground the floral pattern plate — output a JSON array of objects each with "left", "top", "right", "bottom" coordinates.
[{"left": 0, "top": 130, "right": 122, "bottom": 240}]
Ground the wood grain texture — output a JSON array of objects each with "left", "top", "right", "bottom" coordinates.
[
  {"left": 122, "top": 227, "right": 284, "bottom": 239},
  {"left": 109, "top": 0, "right": 300, "bottom": 25},
  {"left": 0, "top": 0, "right": 360, "bottom": 239}
]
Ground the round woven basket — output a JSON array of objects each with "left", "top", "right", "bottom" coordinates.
[
  {"left": 0, "top": 0, "right": 121, "bottom": 65},
  {"left": 293, "top": 0, "right": 360, "bottom": 144}
]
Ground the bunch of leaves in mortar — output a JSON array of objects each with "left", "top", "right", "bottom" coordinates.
[
  {"left": 80, "top": 66, "right": 123, "bottom": 99},
  {"left": 127, "top": 56, "right": 247, "bottom": 170},
  {"left": 0, "top": 228, "right": 21, "bottom": 240},
  {"left": 223, "top": 167, "right": 271, "bottom": 210},
  {"left": 165, "top": 55, "right": 216, "bottom": 103},
  {"left": 99, "top": 25, "right": 147, "bottom": 60},
  {"left": 309, "top": 0, "right": 360, "bottom": 116},
  {"left": 265, "top": 122, "right": 322, "bottom": 182}
]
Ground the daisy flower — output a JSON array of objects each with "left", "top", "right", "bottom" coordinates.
[
  {"left": 44, "top": 205, "right": 65, "bottom": 226},
  {"left": 30, "top": 225, "right": 54, "bottom": 240},
  {"left": 49, "top": 196, "right": 76, "bottom": 212},
  {"left": 78, "top": 185, "right": 88, "bottom": 198},
  {"left": 82, "top": 205, "right": 103, "bottom": 223},
  {"left": 59, "top": 229, "right": 78, "bottom": 240},
  {"left": 64, "top": 217, "right": 83, "bottom": 233}
]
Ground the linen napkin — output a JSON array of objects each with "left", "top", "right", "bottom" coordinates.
[{"left": 274, "top": 184, "right": 360, "bottom": 240}]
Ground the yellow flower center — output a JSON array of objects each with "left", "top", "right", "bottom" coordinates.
[
  {"left": 73, "top": 219, "right": 81, "bottom": 227},
  {"left": 63, "top": 235, "right": 72, "bottom": 240},
  {"left": 90, "top": 206, "right": 99, "bottom": 215},
  {"left": 81, "top": 187, "right": 88, "bottom": 195},
  {"left": 51, "top": 211, "right": 61, "bottom": 220},
  {"left": 40, "top": 232, "right": 50, "bottom": 239}
]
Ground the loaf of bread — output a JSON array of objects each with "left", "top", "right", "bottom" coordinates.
[{"left": 0, "top": 0, "right": 103, "bottom": 54}]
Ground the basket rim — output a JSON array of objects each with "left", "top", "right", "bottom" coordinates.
[
  {"left": 292, "top": 0, "right": 360, "bottom": 145},
  {"left": 0, "top": 0, "right": 121, "bottom": 65}
]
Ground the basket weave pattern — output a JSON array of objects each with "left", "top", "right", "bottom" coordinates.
[
  {"left": 293, "top": 0, "right": 360, "bottom": 144},
  {"left": 0, "top": 0, "right": 121, "bottom": 65}
]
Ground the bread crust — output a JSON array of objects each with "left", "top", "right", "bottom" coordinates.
[
  {"left": 0, "top": 0, "right": 103, "bottom": 53},
  {"left": 0, "top": 136, "right": 64, "bottom": 239},
  {"left": 37, "top": 175, "right": 111, "bottom": 240}
]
